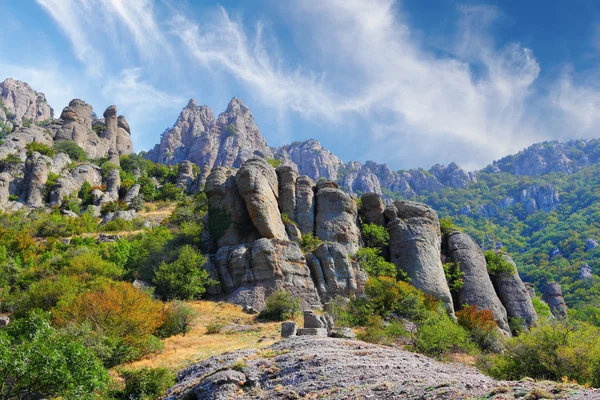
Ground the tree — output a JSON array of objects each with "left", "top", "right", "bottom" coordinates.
[
  {"left": 361, "top": 223, "right": 389, "bottom": 248},
  {"left": 54, "top": 140, "right": 88, "bottom": 161},
  {"left": 354, "top": 247, "right": 396, "bottom": 278},
  {"left": 153, "top": 245, "right": 213, "bottom": 300},
  {"left": 0, "top": 311, "right": 108, "bottom": 399}
]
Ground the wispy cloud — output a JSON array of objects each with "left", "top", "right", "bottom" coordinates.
[{"left": 30, "top": 0, "right": 600, "bottom": 168}]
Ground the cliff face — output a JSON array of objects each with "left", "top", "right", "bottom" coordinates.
[
  {"left": 146, "top": 98, "right": 273, "bottom": 172},
  {"left": 0, "top": 78, "right": 54, "bottom": 129}
]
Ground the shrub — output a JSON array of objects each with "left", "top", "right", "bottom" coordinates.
[
  {"left": 153, "top": 245, "right": 213, "bottom": 300},
  {"left": 26, "top": 141, "right": 55, "bottom": 157},
  {"left": 414, "top": 312, "right": 474, "bottom": 357},
  {"left": 0, "top": 311, "right": 108, "bottom": 399},
  {"left": 456, "top": 304, "right": 501, "bottom": 351},
  {"left": 0, "top": 153, "right": 22, "bottom": 167},
  {"left": 439, "top": 216, "right": 458, "bottom": 235},
  {"left": 361, "top": 223, "right": 389, "bottom": 248},
  {"left": 258, "top": 289, "right": 301, "bottom": 321},
  {"left": 354, "top": 247, "right": 397, "bottom": 278},
  {"left": 54, "top": 140, "right": 88, "bottom": 161},
  {"left": 157, "top": 301, "right": 199, "bottom": 338},
  {"left": 157, "top": 183, "right": 184, "bottom": 201},
  {"left": 224, "top": 123, "right": 237, "bottom": 137},
  {"left": 443, "top": 261, "right": 464, "bottom": 292},
  {"left": 118, "top": 367, "right": 175, "bottom": 400},
  {"left": 364, "top": 277, "right": 429, "bottom": 322},
  {"left": 205, "top": 321, "right": 223, "bottom": 334},
  {"left": 53, "top": 281, "right": 165, "bottom": 366},
  {"left": 281, "top": 212, "right": 295, "bottom": 225},
  {"left": 300, "top": 233, "right": 323, "bottom": 253},
  {"left": 485, "top": 319, "right": 600, "bottom": 386},
  {"left": 266, "top": 158, "right": 282, "bottom": 168},
  {"left": 484, "top": 251, "right": 516, "bottom": 275}
]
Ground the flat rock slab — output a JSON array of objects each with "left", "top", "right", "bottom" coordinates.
[
  {"left": 296, "top": 328, "right": 328, "bottom": 336},
  {"left": 165, "top": 336, "right": 599, "bottom": 399}
]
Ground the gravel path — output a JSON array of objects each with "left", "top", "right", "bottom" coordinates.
[{"left": 165, "top": 336, "right": 600, "bottom": 399}]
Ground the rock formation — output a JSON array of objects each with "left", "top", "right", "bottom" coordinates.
[
  {"left": 203, "top": 158, "right": 367, "bottom": 310},
  {"left": 445, "top": 230, "right": 510, "bottom": 334},
  {"left": 385, "top": 200, "right": 455, "bottom": 317},
  {"left": 0, "top": 78, "right": 53, "bottom": 127},
  {"left": 488, "top": 253, "right": 538, "bottom": 329},
  {"left": 543, "top": 282, "right": 568, "bottom": 319}
]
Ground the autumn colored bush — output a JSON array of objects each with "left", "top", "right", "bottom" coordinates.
[
  {"left": 456, "top": 304, "right": 498, "bottom": 332},
  {"left": 54, "top": 281, "right": 165, "bottom": 365}
]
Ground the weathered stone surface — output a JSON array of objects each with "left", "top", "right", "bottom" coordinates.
[
  {"left": 102, "top": 209, "right": 137, "bottom": 224},
  {"left": 585, "top": 238, "right": 598, "bottom": 252},
  {"left": 275, "top": 139, "right": 343, "bottom": 181},
  {"left": 360, "top": 192, "right": 385, "bottom": 226},
  {"left": 236, "top": 158, "right": 288, "bottom": 240},
  {"left": 123, "top": 184, "right": 140, "bottom": 203},
  {"left": 0, "top": 78, "right": 53, "bottom": 126},
  {"left": 543, "top": 282, "right": 568, "bottom": 319},
  {"left": 580, "top": 264, "right": 593, "bottom": 280},
  {"left": 330, "top": 327, "right": 356, "bottom": 339},
  {"left": 176, "top": 160, "right": 195, "bottom": 189},
  {"left": 306, "top": 243, "right": 366, "bottom": 302},
  {"left": 295, "top": 175, "right": 315, "bottom": 236},
  {"left": 315, "top": 180, "right": 360, "bottom": 254},
  {"left": 225, "top": 239, "right": 321, "bottom": 311},
  {"left": 25, "top": 155, "right": 51, "bottom": 207},
  {"left": 0, "top": 173, "right": 10, "bottom": 205},
  {"left": 303, "top": 310, "right": 326, "bottom": 329},
  {"left": 281, "top": 321, "right": 297, "bottom": 338},
  {"left": 296, "top": 328, "right": 328, "bottom": 336},
  {"left": 489, "top": 253, "right": 538, "bottom": 329},
  {"left": 387, "top": 201, "right": 455, "bottom": 317},
  {"left": 205, "top": 166, "right": 258, "bottom": 248},
  {"left": 116, "top": 115, "right": 133, "bottom": 155},
  {"left": 49, "top": 164, "right": 102, "bottom": 205},
  {"left": 445, "top": 231, "right": 510, "bottom": 334},
  {"left": 0, "top": 316, "right": 9, "bottom": 328},
  {"left": 98, "top": 169, "right": 120, "bottom": 204},
  {"left": 276, "top": 165, "right": 297, "bottom": 219}
]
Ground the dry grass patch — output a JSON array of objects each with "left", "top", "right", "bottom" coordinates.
[{"left": 123, "top": 301, "right": 282, "bottom": 370}]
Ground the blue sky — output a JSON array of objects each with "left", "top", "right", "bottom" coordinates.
[{"left": 2, "top": 0, "right": 600, "bottom": 170}]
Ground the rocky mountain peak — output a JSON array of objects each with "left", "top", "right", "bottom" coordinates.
[
  {"left": 186, "top": 98, "right": 198, "bottom": 108},
  {"left": 1, "top": 78, "right": 54, "bottom": 128}
]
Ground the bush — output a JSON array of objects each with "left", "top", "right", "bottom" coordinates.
[
  {"left": 484, "top": 251, "right": 516, "bottom": 275},
  {"left": 26, "top": 141, "right": 55, "bottom": 157},
  {"left": 364, "top": 277, "right": 429, "bottom": 322},
  {"left": 118, "top": 367, "right": 175, "bottom": 400},
  {"left": 485, "top": 319, "right": 600, "bottom": 386},
  {"left": 0, "top": 311, "right": 108, "bottom": 399},
  {"left": 443, "top": 261, "right": 464, "bottom": 292},
  {"left": 439, "top": 216, "right": 458, "bottom": 235},
  {"left": 456, "top": 304, "right": 501, "bottom": 351},
  {"left": 205, "top": 321, "right": 223, "bottom": 334},
  {"left": 266, "top": 158, "right": 282, "bottom": 168},
  {"left": 414, "top": 312, "right": 475, "bottom": 357},
  {"left": 300, "top": 233, "right": 323, "bottom": 253},
  {"left": 532, "top": 297, "right": 553, "bottom": 318},
  {"left": 361, "top": 223, "right": 389, "bottom": 248},
  {"left": 53, "top": 281, "right": 165, "bottom": 366},
  {"left": 355, "top": 247, "right": 397, "bottom": 278},
  {"left": 153, "top": 245, "right": 213, "bottom": 300},
  {"left": 157, "top": 183, "right": 184, "bottom": 201},
  {"left": 158, "top": 301, "right": 199, "bottom": 338},
  {"left": 54, "top": 140, "right": 88, "bottom": 161},
  {"left": 258, "top": 289, "right": 301, "bottom": 321},
  {"left": 281, "top": 213, "right": 295, "bottom": 225}
]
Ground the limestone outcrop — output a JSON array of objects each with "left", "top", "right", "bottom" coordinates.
[
  {"left": 543, "top": 282, "right": 568, "bottom": 319},
  {"left": 385, "top": 200, "right": 455, "bottom": 317},
  {"left": 0, "top": 78, "right": 53, "bottom": 127},
  {"left": 445, "top": 231, "right": 510, "bottom": 334},
  {"left": 489, "top": 253, "right": 538, "bottom": 329},
  {"left": 49, "top": 164, "right": 102, "bottom": 205}
]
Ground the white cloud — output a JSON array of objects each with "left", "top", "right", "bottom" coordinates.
[{"left": 30, "top": 0, "right": 600, "bottom": 169}]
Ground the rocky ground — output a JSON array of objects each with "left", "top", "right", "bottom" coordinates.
[{"left": 165, "top": 336, "right": 599, "bottom": 399}]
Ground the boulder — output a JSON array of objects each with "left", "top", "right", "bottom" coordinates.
[
  {"left": 123, "top": 184, "right": 140, "bottom": 203},
  {"left": 580, "top": 264, "right": 593, "bottom": 280},
  {"left": 360, "top": 192, "right": 385, "bottom": 226},
  {"left": 102, "top": 209, "right": 137, "bottom": 224},
  {"left": 315, "top": 180, "right": 360, "bottom": 254},
  {"left": 295, "top": 175, "right": 315, "bottom": 235},
  {"left": 25, "top": 155, "right": 51, "bottom": 207},
  {"left": 276, "top": 165, "right": 297, "bottom": 219},
  {"left": 281, "top": 321, "right": 297, "bottom": 338},
  {"left": 98, "top": 169, "right": 120, "bottom": 204},
  {"left": 488, "top": 253, "right": 538, "bottom": 329},
  {"left": 585, "top": 238, "right": 598, "bottom": 252},
  {"left": 116, "top": 115, "right": 133, "bottom": 155},
  {"left": 235, "top": 158, "right": 288, "bottom": 240},
  {"left": 306, "top": 243, "right": 367, "bottom": 302},
  {"left": 303, "top": 310, "right": 327, "bottom": 329},
  {"left": 445, "top": 231, "right": 510, "bottom": 334},
  {"left": 330, "top": 327, "right": 356, "bottom": 339},
  {"left": 49, "top": 164, "right": 102, "bottom": 205},
  {"left": 0, "top": 172, "right": 10, "bottom": 205},
  {"left": 543, "top": 282, "right": 568, "bottom": 319},
  {"left": 205, "top": 166, "right": 258, "bottom": 248},
  {"left": 386, "top": 201, "right": 455, "bottom": 317},
  {"left": 226, "top": 238, "right": 321, "bottom": 311},
  {"left": 176, "top": 160, "right": 195, "bottom": 189}
]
